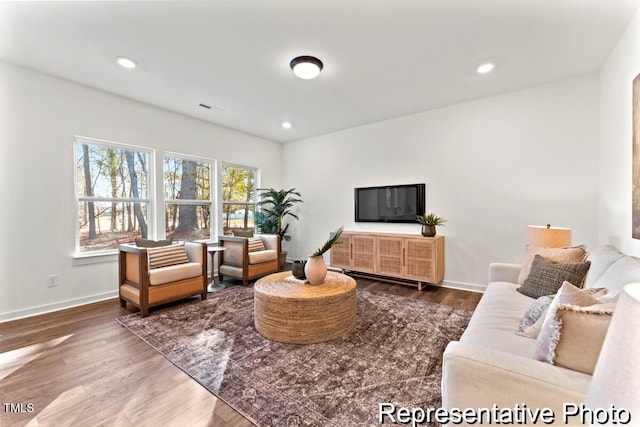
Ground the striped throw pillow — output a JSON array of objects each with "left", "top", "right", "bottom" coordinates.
[
  {"left": 147, "top": 243, "right": 189, "bottom": 269},
  {"left": 247, "top": 237, "right": 266, "bottom": 252}
]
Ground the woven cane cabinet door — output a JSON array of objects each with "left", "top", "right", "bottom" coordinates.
[
  {"left": 351, "top": 235, "right": 375, "bottom": 272},
  {"left": 376, "top": 236, "right": 404, "bottom": 277},
  {"left": 330, "top": 233, "right": 352, "bottom": 269},
  {"left": 404, "top": 236, "right": 445, "bottom": 283}
]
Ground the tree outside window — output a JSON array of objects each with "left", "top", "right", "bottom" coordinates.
[
  {"left": 164, "top": 154, "right": 214, "bottom": 241},
  {"left": 75, "top": 138, "right": 151, "bottom": 254},
  {"left": 222, "top": 164, "right": 257, "bottom": 235}
]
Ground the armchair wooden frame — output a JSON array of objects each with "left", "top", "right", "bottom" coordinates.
[
  {"left": 118, "top": 242, "right": 208, "bottom": 317},
  {"left": 218, "top": 235, "right": 280, "bottom": 285}
]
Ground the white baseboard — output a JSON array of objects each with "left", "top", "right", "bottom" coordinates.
[
  {"left": 0, "top": 291, "right": 119, "bottom": 323},
  {"left": 439, "top": 280, "right": 486, "bottom": 293}
]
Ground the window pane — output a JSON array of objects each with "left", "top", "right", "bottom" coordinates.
[
  {"left": 78, "top": 201, "right": 148, "bottom": 252},
  {"left": 164, "top": 157, "right": 211, "bottom": 201},
  {"left": 76, "top": 143, "right": 149, "bottom": 198},
  {"left": 222, "top": 204, "right": 255, "bottom": 235},
  {"left": 222, "top": 165, "right": 255, "bottom": 203},
  {"left": 166, "top": 203, "right": 211, "bottom": 241}
]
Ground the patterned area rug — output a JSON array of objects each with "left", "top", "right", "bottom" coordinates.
[{"left": 117, "top": 286, "right": 472, "bottom": 426}]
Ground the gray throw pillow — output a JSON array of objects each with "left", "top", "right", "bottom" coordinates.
[
  {"left": 517, "top": 255, "right": 591, "bottom": 299},
  {"left": 233, "top": 229, "right": 254, "bottom": 237},
  {"left": 135, "top": 237, "right": 173, "bottom": 248}
]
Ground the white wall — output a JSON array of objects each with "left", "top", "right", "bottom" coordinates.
[
  {"left": 0, "top": 62, "right": 282, "bottom": 321},
  {"left": 283, "top": 75, "right": 600, "bottom": 290},
  {"left": 598, "top": 8, "right": 640, "bottom": 254}
]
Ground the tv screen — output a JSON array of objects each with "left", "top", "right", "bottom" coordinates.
[{"left": 355, "top": 184, "right": 425, "bottom": 223}]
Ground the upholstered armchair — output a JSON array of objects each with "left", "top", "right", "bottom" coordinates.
[
  {"left": 218, "top": 234, "right": 280, "bottom": 285},
  {"left": 118, "top": 241, "right": 208, "bottom": 317}
]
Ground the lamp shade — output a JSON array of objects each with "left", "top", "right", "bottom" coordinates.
[
  {"left": 585, "top": 283, "right": 640, "bottom": 423},
  {"left": 525, "top": 225, "right": 572, "bottom": 248}
]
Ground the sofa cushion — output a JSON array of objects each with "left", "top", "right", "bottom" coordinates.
[
  {"left": 534, "top": 284, "right": 615, "bottom": 375},
  {"left": 517, "top": 246, "right": 587, "bottom": 285},
  {"left": 460, "top": 282, "right": 538, "bottom": 358},
  {"left": 248, "top": 249, "right": 278, "bottom": 264},
  {"left": 517, "top": 255, "right": 591, "bottom": 298},
  {"left": 147, "top": 243, "right": 189, "bottom": 269},
  {"left": 592, "top": 255, "right": 640, "bottom": 294},
  {"left": 583, "top": 245, "right": 624, "bottom": 288},
  {"left": 148, "top": 262, "right": 202, "bottom": 285}
]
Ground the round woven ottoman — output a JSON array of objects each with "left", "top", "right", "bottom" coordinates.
[{"left": 254, "top": 271, "right": 357, "bottom": 344}]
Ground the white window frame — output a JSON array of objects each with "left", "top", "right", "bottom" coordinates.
[
  {"left": 73, "top": 136, "right": 155, "bottom": 257},
  {"left": 221, "top": 162, "right": 259, "bottom": 234},
  {"left": 163, "top": 152, "right": 216, "bottom": 242}
]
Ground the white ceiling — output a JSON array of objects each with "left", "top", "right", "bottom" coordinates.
[{"left": 1, "top": 1, "right": 639, "bottom": 143}]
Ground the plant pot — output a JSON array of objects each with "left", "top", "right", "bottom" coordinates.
[
  {"left": 279, "top": 251, "right": 287, "bottom": 269},
  {"left": 304, "top": 256, "right": 327, "bottom": 285},
  {"left": 421, "top": 225, "right": 436, "bottom": 237},
  {"left": 291, "top": 260, "right": 307, "bottom": 279}
]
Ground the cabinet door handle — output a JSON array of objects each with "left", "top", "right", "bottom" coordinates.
[{"left": 402, "top": 247, "right": 405, "bottom": 267}]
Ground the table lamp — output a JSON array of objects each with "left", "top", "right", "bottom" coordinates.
[
  {"left": 584, "top": 283, "right": 640, "bottom": 424},
  {"left": 525, "top": 224, "right": 572, "bottom": 248}
]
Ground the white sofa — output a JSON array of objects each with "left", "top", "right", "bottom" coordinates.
[{"left": 441, "top": 245, "right": 640, "bottom": 423}]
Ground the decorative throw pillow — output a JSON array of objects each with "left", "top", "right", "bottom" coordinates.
[
  {"left": 247, "top": 237, "right": 266, "bottom": 252},
  {"left": 135, "top": 237, "right": 173, "bottom": 248},
  {"left": 517, "top": 246, "right": 587, "bottom": 285},
  {"left": 517, "top": 283, "right": 607, "bottom": 338},
  {"left": 534, "top": 297, "right": 615, "bottom": 375},
  {"left": 233, "top": 229, "right": 254, "bottom": 238},
  {"left": 517, "top": 255, "right": 591, "bottom": 298},
  {"left": 147, "top": 242, "right": 189, "bottom": 269},
  {"left": 517, "top": 295, "right": 554, "bottom": 334}
]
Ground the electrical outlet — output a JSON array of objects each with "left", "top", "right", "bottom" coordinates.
[{"left": 47, "top": 274, "right": 59, "bottom": 288}]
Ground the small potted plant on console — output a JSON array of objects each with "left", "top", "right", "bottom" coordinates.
[{"left": 416, "top": 213, "right": 446, "bottom": 237}]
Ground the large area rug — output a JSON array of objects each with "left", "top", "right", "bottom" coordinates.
[{"left": 117, "top": 285, "right": 472, "bottom": 426}]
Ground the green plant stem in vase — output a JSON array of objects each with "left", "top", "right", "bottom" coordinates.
[{"left": 305, "top": 226, "right": 343, "bottom": 285}]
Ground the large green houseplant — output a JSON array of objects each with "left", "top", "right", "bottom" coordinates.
[{"left": 256, "top": 188, "right": 304, "bottom": 266}]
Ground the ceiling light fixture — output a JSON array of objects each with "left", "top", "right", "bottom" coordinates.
[
  {"left": 290, "top": 56, "right": 323, "bottom": 80},
  {"left": 116, "top": 56, "right": 137, "bottom": 70},
  {"left": 476, "top": 62, "right": 495, "bottom": 75},
  {"left": 281, "top": 122, "right": 292, "bottom": 129}
]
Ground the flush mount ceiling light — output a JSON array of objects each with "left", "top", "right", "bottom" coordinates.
[
  {"left": 290, "top": 56, "right": 323, "bottom": 80},
  {"left": 476, "top": 62, "right": 495, "bottom": 75},
  {"left": 116, "top": 56, "right": 137, "bottom": 69},
  {"left": 281, "top": 122, "right": 292, "bottom": 129}
]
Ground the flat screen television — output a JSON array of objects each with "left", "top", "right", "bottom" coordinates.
[{"left": 354, "top": 184, "right": 426, "bottom": 223}]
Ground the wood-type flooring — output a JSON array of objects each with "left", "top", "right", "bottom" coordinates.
[{"left": 0, "top": 275, "right": 481, "bottom": 426}]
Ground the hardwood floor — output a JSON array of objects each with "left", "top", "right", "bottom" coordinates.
[{"left": 0, "top": 275, "right": 481, "bottom": 427}]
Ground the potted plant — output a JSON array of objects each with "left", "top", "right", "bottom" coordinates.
[
  {"left": 416, "top": 213, "right": 446, "bottom": 237},
  {"left": 256, "top": 188, "right": 304, "bottom": 267},
  {"left": 306, "top": 226, "right": 344, "bottom": 285}
]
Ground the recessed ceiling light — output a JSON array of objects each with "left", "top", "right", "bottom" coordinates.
[
  {"left": 116, "top": 56, "right": 137, "bottom": 70},
  {"left": 282, "top": 122, "right": 292, "bottom": 129},
  {"left": 290, "top": 56, "right": 323, "bottom": 80},
  {"left": 476, "top": 62, "right": 495, "bottom": 74}
]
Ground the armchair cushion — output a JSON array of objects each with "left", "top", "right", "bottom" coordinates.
[
  {"left": 149, "top": 262, "right": 203, "bottom": 285},
  {"left": 147, "top": 243, "right": 189, "bottom": 269},
  {"left": 249, "top": 249, "right": 278, "bottom": 264}
]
